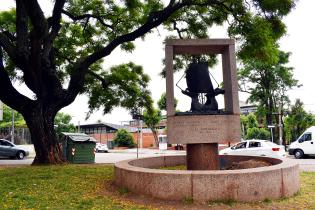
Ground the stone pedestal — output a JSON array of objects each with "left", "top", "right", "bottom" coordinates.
[
  {"left": 186, "top": 143, "right": 219, "bottom": 170},
  {"left": 165, "top": 39, "right": 241, "bottom": 170}
]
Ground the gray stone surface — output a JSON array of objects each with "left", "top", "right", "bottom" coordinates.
[
  {"left": 114, "top": 155, "right": 300, "bottom": 202},
  {"left": 165, "top": 39, "right": 240, "bottom": 144},
  {"left": 168, "top": 115, "right": 240, "bottom": 144}
]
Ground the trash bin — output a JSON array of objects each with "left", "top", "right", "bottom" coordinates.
[{"left": 61, "top": 132, "right": 96, "bottom": 164}]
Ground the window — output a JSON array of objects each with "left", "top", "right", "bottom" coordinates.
[
  {"left": 235, "top": 142, "right": 247, "bottom": 149},
  {"left": 299, "top": 133, "right": 312, "bottom": 142},
  {"left": 249, "top": 141, "right": 261, "bottom": 148},
  {"left": 0, "top": 140, "right": 13, "bottom": 147},
  {"left": 304, "top": 133, "right": 312, "bottom": 141}
]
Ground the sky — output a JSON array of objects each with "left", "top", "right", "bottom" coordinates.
[{"left": 1, "top": 0, "right": 314, "bottom": 125}]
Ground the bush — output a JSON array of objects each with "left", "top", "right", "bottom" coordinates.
[
  {"left": 113, "top": 129, "right": 135, "bottom": 148},
  {"left": 246, "top": 127, "right": 270, "bottom": 140}
]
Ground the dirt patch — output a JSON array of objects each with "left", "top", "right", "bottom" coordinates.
[{"left": 225, "top": 159, "right": 272, "bottom": 170}]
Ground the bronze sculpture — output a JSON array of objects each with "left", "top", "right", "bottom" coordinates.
[{"left": 181, "top": 61, "right": 225, "bottom": 112}]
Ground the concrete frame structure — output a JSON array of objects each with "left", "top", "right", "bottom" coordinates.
[
  {"left": 115, "top": 155, "right": 300, "bottom": 202},
  {"left": 165, "top": 39, "right": 241, "bottom": 144}
]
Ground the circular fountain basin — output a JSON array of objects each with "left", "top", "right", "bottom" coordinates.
[{"left": 114, "top": 155, "right": 300, "bottom": 202}]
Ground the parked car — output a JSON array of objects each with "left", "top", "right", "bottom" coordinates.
[
  {"left": 0, "top": 139, "right": 29, "bottom": 159},
  {"left": 288, "top": 126, "right": 315, "bottom": 159},
  {"left": 96, "top": 143, "right": 109, "bottom": 153},
  {"left": 219, "top": 139, "right": 286, "bottom": 159}
]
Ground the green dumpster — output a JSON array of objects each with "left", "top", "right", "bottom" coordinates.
[{"left": 61, "top": 132, "right": 96, "bottom": 164}]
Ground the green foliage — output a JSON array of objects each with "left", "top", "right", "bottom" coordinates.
[
  {"left": 241, "top": 113, "right": 259, "bottom": 138},
  {"left": 157, "top": 92, "right": 178, "bottom": 111},
  {"left": 113, "top": 129, "right": 135, "bottom": 148},
  {"left": 238, "top": 51, "right": 299, "bottom": 126},
  {"left": 143, "top": 108, "right": 162, "bottom": 146},
  {"left": 54, "top": 112, "right": 76, "bottom": 135},
  {"left": 284, "top": 99, "right": 315, "bottom": 143},
  {"left": 247, "top": 113, "right": 259, "bottom": 128},
  {"left": 143, "top": 108, "right": 162, "bottom": 130},
  {"left": 0, "top": 0, "right": 296, "bottom": 163},
  {"left": 241, "top": 113, "right": 270, "bottom": 140},
  {"left": 0, "top": 104, "right": 26, "bottom": 128},
  {"left": 246, "top": 127, "right": 270, "bottom": 140},
  {"left": 86, "top": 62, "right": 152, "bottom": 115},
  {"left": 0, "top": 1, "right": 296, "bottom": 117}
]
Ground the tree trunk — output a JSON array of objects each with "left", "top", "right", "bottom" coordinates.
[
  {"left": 24, "top": 105, "right": 64, "bottom": 165},
  {"left": 151, "top": 129, "right": 159, "bottom": 148}
]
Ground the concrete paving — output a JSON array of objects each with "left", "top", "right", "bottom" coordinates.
[{"left": 1, "top": 147, "right": 315, "bottom": 172}]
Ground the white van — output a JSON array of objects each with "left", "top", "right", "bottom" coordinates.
[
  {"left": 158, "top": 135, "right": 168, "bottom": 150},
  {"left": 288, "top": 126, "right": 315, "bottom": 159}
]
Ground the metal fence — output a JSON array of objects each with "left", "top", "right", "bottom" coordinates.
[{"left": 0, "top": 127, "right": 32, "bottom": 145}]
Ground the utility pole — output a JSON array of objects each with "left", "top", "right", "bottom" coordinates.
[
  {"left": 268, "top": 125, "right": 275, "bottom": 143},
  {"left": 0, "top": 101, "right": 3, "bottom": 121},
  {"left": 11, "top": 109, "right": 15, "bottom": 144},
  {"left": 278, "top": 107, "right": 283, "bottom": 146}
]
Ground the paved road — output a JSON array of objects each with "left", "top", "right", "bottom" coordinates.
[
  {"left": 0, "top": 149, "right": 186, "bottom": 166},
  {"left": 1, "top": 149, "right": 315, "bottom": 171}
]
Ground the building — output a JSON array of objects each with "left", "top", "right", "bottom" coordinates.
[
  {"left": 78, "top": 122, "right": 166, "bottom": 148},
  {"left": 239, "top": 101, "right": 257, "bottom": 115}
]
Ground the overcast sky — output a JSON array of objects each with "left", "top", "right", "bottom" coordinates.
[{"left": 1, "top": 1, "right": 314, "bottom": 125}]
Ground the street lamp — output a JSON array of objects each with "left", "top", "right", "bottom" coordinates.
[
  {"left": 267, "top": 125, "right": 275, "bottom": 143},
  {"left": 131, "top": 108, "right": 143, "bottom": 159}
]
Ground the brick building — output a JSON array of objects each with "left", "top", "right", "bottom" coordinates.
[{"left": 78, "top": 121, "right": 166, "bottom": 148}]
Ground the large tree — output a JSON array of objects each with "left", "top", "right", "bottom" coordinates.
[
  {"left": 0, "top": 0, "right": 295, "bottom": 164},
  {"left": 238, "top": 51, "right": 299, "bottom": 126},
  {"left": 143, "top": 108, "right": 162, "bottom": 147}
]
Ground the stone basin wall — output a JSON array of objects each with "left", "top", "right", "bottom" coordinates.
[{"left": 114, "top": 155, "right": 300, "bottom": 202}]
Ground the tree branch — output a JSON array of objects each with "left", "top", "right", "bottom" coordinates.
[
  {"left": 0, "top": 32, "right": 17, "bottom": 63},
  {"left": 23, "top": 0, "right": 48, "bottom": 39},
  {"left": 87, "top": 71, "right": 109, "bottom": 88},
  {"left": 61, "top": 10, "right": 115, "bottom": 30},
  {"left": 66, "top": 0, "right": 221, "bottom": 101},
  {"left": 44, "top": 0, "right": 66, "bottom": 58},
  {"left": 173, "top": 21, "right": 188, "bottom": 39},
  {"left": 0, "top": 47, "right": 34, "bottom": 113},
  {"left": 66, "top": 1, "right": 192, "bottom": 100},
  {"left": 2, "top": 31, "right": 16, "bottom": 42},
  {"left": 16, "top": 0, "right": 29, "bottom": 56}
]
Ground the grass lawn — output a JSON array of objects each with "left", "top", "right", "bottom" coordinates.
[{"left": 1, "top": 164, "right": 315, "bottom": 209}]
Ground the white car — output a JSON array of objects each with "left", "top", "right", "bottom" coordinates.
[
  {"left": 219, "top": 139, "right": 286, "bottom": 159},
  {"left": 96, "top": 143, "right": 109, "bottom": 153}
]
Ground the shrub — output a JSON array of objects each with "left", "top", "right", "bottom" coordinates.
[
  {"left": 113, "top": 129, "right": 135, "bottom": 148},
  {"left": 246, "top": 127, "right": 270, "bottom": 140}
]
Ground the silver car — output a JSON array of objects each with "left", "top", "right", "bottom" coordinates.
[{"left": 0, "top": 139, "right": 29, "bottom": 159}]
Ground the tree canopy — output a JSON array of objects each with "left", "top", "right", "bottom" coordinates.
[
  {"left": 238, "top": 51, "right": 299, "bottom": 126},
  {"left": 284, "top": 99, "right": 315, "bottom": 143},
  {"left": 0, "top": 0, "right": 296, "bottom": 164}
]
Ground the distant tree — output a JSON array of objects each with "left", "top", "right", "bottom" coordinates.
[
  {"left": 143, "top": 108, "right": 162, "bottom": 147},
  {"left": 54, "top": 112, "right": 76, "bottom": 135},
  {"left": 247, "top": 113, "right": 259, "bottom": 128},
  {"left": 246, "top": 127, "right": 270, "bottom": 140},
  {"left": 241, "top": 113, "right": 270, "bottom": 140},
  {"left": 0, "top": 104, "right": 25, "bottom": 128},
  {"left": 284, "top": 99, "right": 315, "bottom": 143},
  {"left": 238, "top": 51, "right": 299, "bottom": 126},
  {"left": 157, "top": 92, "right": 178, "bottom": 111},
  {"left": 113, "top": 129, "right": 135, "bottom": 148},
  {"left": 240, "top": 115, "right": 248, "bottom": 138}
]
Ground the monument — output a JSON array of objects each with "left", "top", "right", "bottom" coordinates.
[
  {"left": 165, "top": 39, "right": 240, "bottom": 170},
  {"left": 114, "top": 39, "right": 300, "bottom": 202}
]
